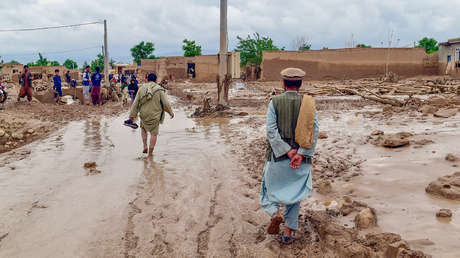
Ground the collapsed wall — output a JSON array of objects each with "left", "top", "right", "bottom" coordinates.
[{"left": 261, "top": 48, "right": 439, "bottom": 81}]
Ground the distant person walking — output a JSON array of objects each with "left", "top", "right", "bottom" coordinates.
[
  {"left": 53, "top": 69, "right": 63, "bottom": 104},
  {"left": 82, "top": 66, "right": 91, "bottom": 105},
  {"left": 91, "top": 66, "right": 102, "bottom": 105},
  {"left": 128, "top": 78, "right": 139, "bottom": 103},
  {"left": 259, "top": 68, "right": 319, "bottom": 244},
  {"left": 65, "top": 70, "right": 71, "bottom": 84},
  {"left": 18, "top": 65, "right": 33, "bottom": 102},
  {"left": 127, "top": 73, "right": 174, "bottom": 156}
]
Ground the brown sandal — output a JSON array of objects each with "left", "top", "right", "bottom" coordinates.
[{"left": 267, "top": 216, "right": 284, "bottom": 235}]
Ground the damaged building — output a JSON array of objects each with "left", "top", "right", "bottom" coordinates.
[
  {"left": 139, "top": 53, "right": 241, "bottom": 82},
  {"left": 438, "top": 38, "right": 460, "bottom": 76},
  {"left": 1, "top": 64, "right": 24, "bottom": 82},
  {"left": 260, "top": 48, "right": 439, "bottom": 81}
]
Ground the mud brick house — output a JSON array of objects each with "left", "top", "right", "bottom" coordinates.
[
  {"left": 260, "top": 48, "right": 439, "bottom": 81},
  {"left": 0, "top": 63, "right": 23, "bottom": 82},
  {"left": 113, "top": 63, "right": 138, "bottom": 75},
  {"left": 438, "top": 38, "right": 460, "bottom": 76},
  {"left": 140, "top": 53, "right": 241, "bottom": 82}
]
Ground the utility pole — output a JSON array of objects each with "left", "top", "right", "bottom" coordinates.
[
  {"left": 103, "top": 19, "right": 109, "bottom": 87},
  {"left": 218, "top": 0, "right": 229, "bottom": 106}
]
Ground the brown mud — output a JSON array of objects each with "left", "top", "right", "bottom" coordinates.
[
  {"left": 0, "top": 83, "right": 124, "bottom": 154},
  {"left": 0, "top": 77, "right": 459, "bottom": 257}
]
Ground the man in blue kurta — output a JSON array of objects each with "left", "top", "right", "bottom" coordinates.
[{"left": 259, "top": 68, "right": 319, "bottom": 244}]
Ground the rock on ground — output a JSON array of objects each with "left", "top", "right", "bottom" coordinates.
[
  {"left": 354, "top": 207, "right": 377, "bottom": 229},
  {"left": 445, "top": 153, "right": 459, "bottom": 162},
  {"left": 373, "top": 132, "right": 413, "bottom": 148},
  {"left": 436, "top": 208, "right": 453, "bottom": 218},
  {"left": 434, "top": 109, "right": 458, "bottom": 118},
  {"left": 425, "top": 172, "right": 460, "bottom": 200}
]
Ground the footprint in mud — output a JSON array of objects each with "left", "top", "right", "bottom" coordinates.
[{"left": 26, "top": 201, "right": 48, "bottom": 215}]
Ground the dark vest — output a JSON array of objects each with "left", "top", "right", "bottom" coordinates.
[{"left": 266, "top": 91, "right": 302, "bottom": 162}]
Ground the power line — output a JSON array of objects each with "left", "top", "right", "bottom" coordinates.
[
  {"left": 0, "top": 21, "right": 103, "bottom": 32},
  {"left": 1, "top": 46, "right": 101, "bottom": 57}
]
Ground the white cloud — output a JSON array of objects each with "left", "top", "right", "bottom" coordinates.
[{"left": 0, "top": 0, "right": 459, "bottom": 66}]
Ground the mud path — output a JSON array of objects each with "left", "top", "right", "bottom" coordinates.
[{"left": 0, "top": 108, "right": 266, "bottom": 258}]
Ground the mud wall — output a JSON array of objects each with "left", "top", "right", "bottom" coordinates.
[
  {"left": 261, "top": 48, "right": 439, "bottom": 81},
  {"left": 140, "top": 53, "right": 240, "bottom": 83}
]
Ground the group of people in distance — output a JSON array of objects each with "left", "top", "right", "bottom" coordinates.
[{"left": 17, "top": 64, "right": 140, "bottom": 106}]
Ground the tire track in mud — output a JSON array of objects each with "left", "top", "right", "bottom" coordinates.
[{"left": 196, "top": 182, "right": 223, "bottom": 257}]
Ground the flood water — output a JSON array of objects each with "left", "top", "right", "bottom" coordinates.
[{"left": 0, "top": 107, "right": 260, "bottom": 257}]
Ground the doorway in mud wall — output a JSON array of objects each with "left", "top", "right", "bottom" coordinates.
[{"left": 187, "top": 63, "right": 196, "bottom": 79}]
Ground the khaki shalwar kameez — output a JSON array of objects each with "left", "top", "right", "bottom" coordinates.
[{"left": 129, "top": 82, "right": 173, "bottom": 135}]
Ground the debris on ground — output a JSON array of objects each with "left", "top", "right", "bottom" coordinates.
[
  {"left": 83, "top": 161, "right": 101, "bottom": 176},
  {"left": 445, "top": 153, "right": 459, "bottom": 162},
  {"left": 354, "top": 207, "right": 378, "bottom": 229},
  {"left": 425, "top": 172, "right": 460, "bottom": 200},
  {"left": 372, "top": 132, "right": 412, "bottom": 148},
  {"left": 434, "top": 108, "right": 458, "bottom": 118},
  {"left": 436, "top": 208, "right": 453, "bottom": 218}
]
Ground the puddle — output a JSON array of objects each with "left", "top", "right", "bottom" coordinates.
[{"left": 336, "top": 116, "right": 460, "bottom": 257}]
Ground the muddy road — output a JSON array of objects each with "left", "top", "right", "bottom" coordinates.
[{"left": 0, "top": 107, "right": 269, "bottom": 258}]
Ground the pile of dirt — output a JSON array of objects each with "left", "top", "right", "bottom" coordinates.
[
  {"left": 425, "top": 172, "right": 460, "bottom": 200},
  {"left": 0, "top": 101, "right": 124, "bottom": 154},
  {"left": 283, "top": 210, "right": 429, "bottom": 257},
  {"left": 371, "top": 132, "right": 413, "bottom": 148},
  {"left": 32, "top": 80, "right": 52, "bottom": 92},
  {"left": 0, "top": 120, "right": 45, "bottom": 152}
]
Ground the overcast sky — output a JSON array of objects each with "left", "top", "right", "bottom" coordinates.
[{"left": 0, "top": 0, "right": 458, "bottom": 66}]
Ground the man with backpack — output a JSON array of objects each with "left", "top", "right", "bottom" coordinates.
[{"left": 126, "top": 73, "right": 174, "bottom": 156}]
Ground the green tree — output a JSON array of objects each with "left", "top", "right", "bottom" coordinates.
[
  {"left": 417, "top": 37, "right": 439, "bottom": 54},
  {"left": 299, "top": 43, "right": 311, "bottom": 50},
  {"left": 234, "top": 33, "right": 283, "bottom": 66},
  {"left": 292, "top": 36, "right": 311, "bottom": 50},
  {"left": 182, "top": 39, "right": 202, "bottom": 57},
  {"left": 90, "top": 54, "right": 104, "bottom": 73},
  {"left": 356, "top": 44, "right": 372, "bottom": 48},
  {"left": 130, "top": 41, "right": 156, "bottom": 64},
  {"left": 28, "top": 53, "right": 60, "bottom": 66},
  {"left": 63, "top": 59, "right": 78, "bottom": 69},
  {"left": 6, "top": 60, "right": 20, "bottom": 64}
]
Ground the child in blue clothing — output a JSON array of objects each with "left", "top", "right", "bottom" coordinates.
[{"left": 53, "top": 69, "right": 63, "bottom": 103}]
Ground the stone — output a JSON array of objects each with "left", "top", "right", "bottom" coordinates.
[
  {"left": 0, "top": 129, "right": 5, "bottom": 137},
  {"left": 436, "top": 208, "right": 452, "bottom": 218},
  {"left": 419, "top": 105, "right": 438, "bottom": 115},
  {"left": 27, "top": 129, "right": 35, "bottom": 134},
  {"left": 425, "top": 172, "right": 460, "bottom": 200},
  {"left": 11, "top": 133, "right": 24, "bottom": 140},
  {"left": 317, "top": 180, "right": 332, "bottom": 194},
  {"left": 445, "top": 154, "right": 459, "bottom": 162},
  {"left": 382, "top": 136, "right": 410, "bottom": 148},
  {"left": 427, "top": 96, "right": 448, "bottom": 106},
  {"left": 434, "top": 109, "right": 457, "bottom": 118},
  {"left": 83, "top": 162, "right": 97, "bottom": 169},
  {"left": 354, "top": 208, "right": 377, "bottom": 229},
  {"left": 385, "top": 240, "right": 409, "bottom": 258},
  {"left": 371, "top": 130, "right": 384, "bottom": 136},
  {"left": 319, "top": 132, "right": 328, "bottom": 139}
]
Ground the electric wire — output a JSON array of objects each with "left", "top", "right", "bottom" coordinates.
[{"left": 0, "top": 21, "right": 103, "bottom": 32}]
